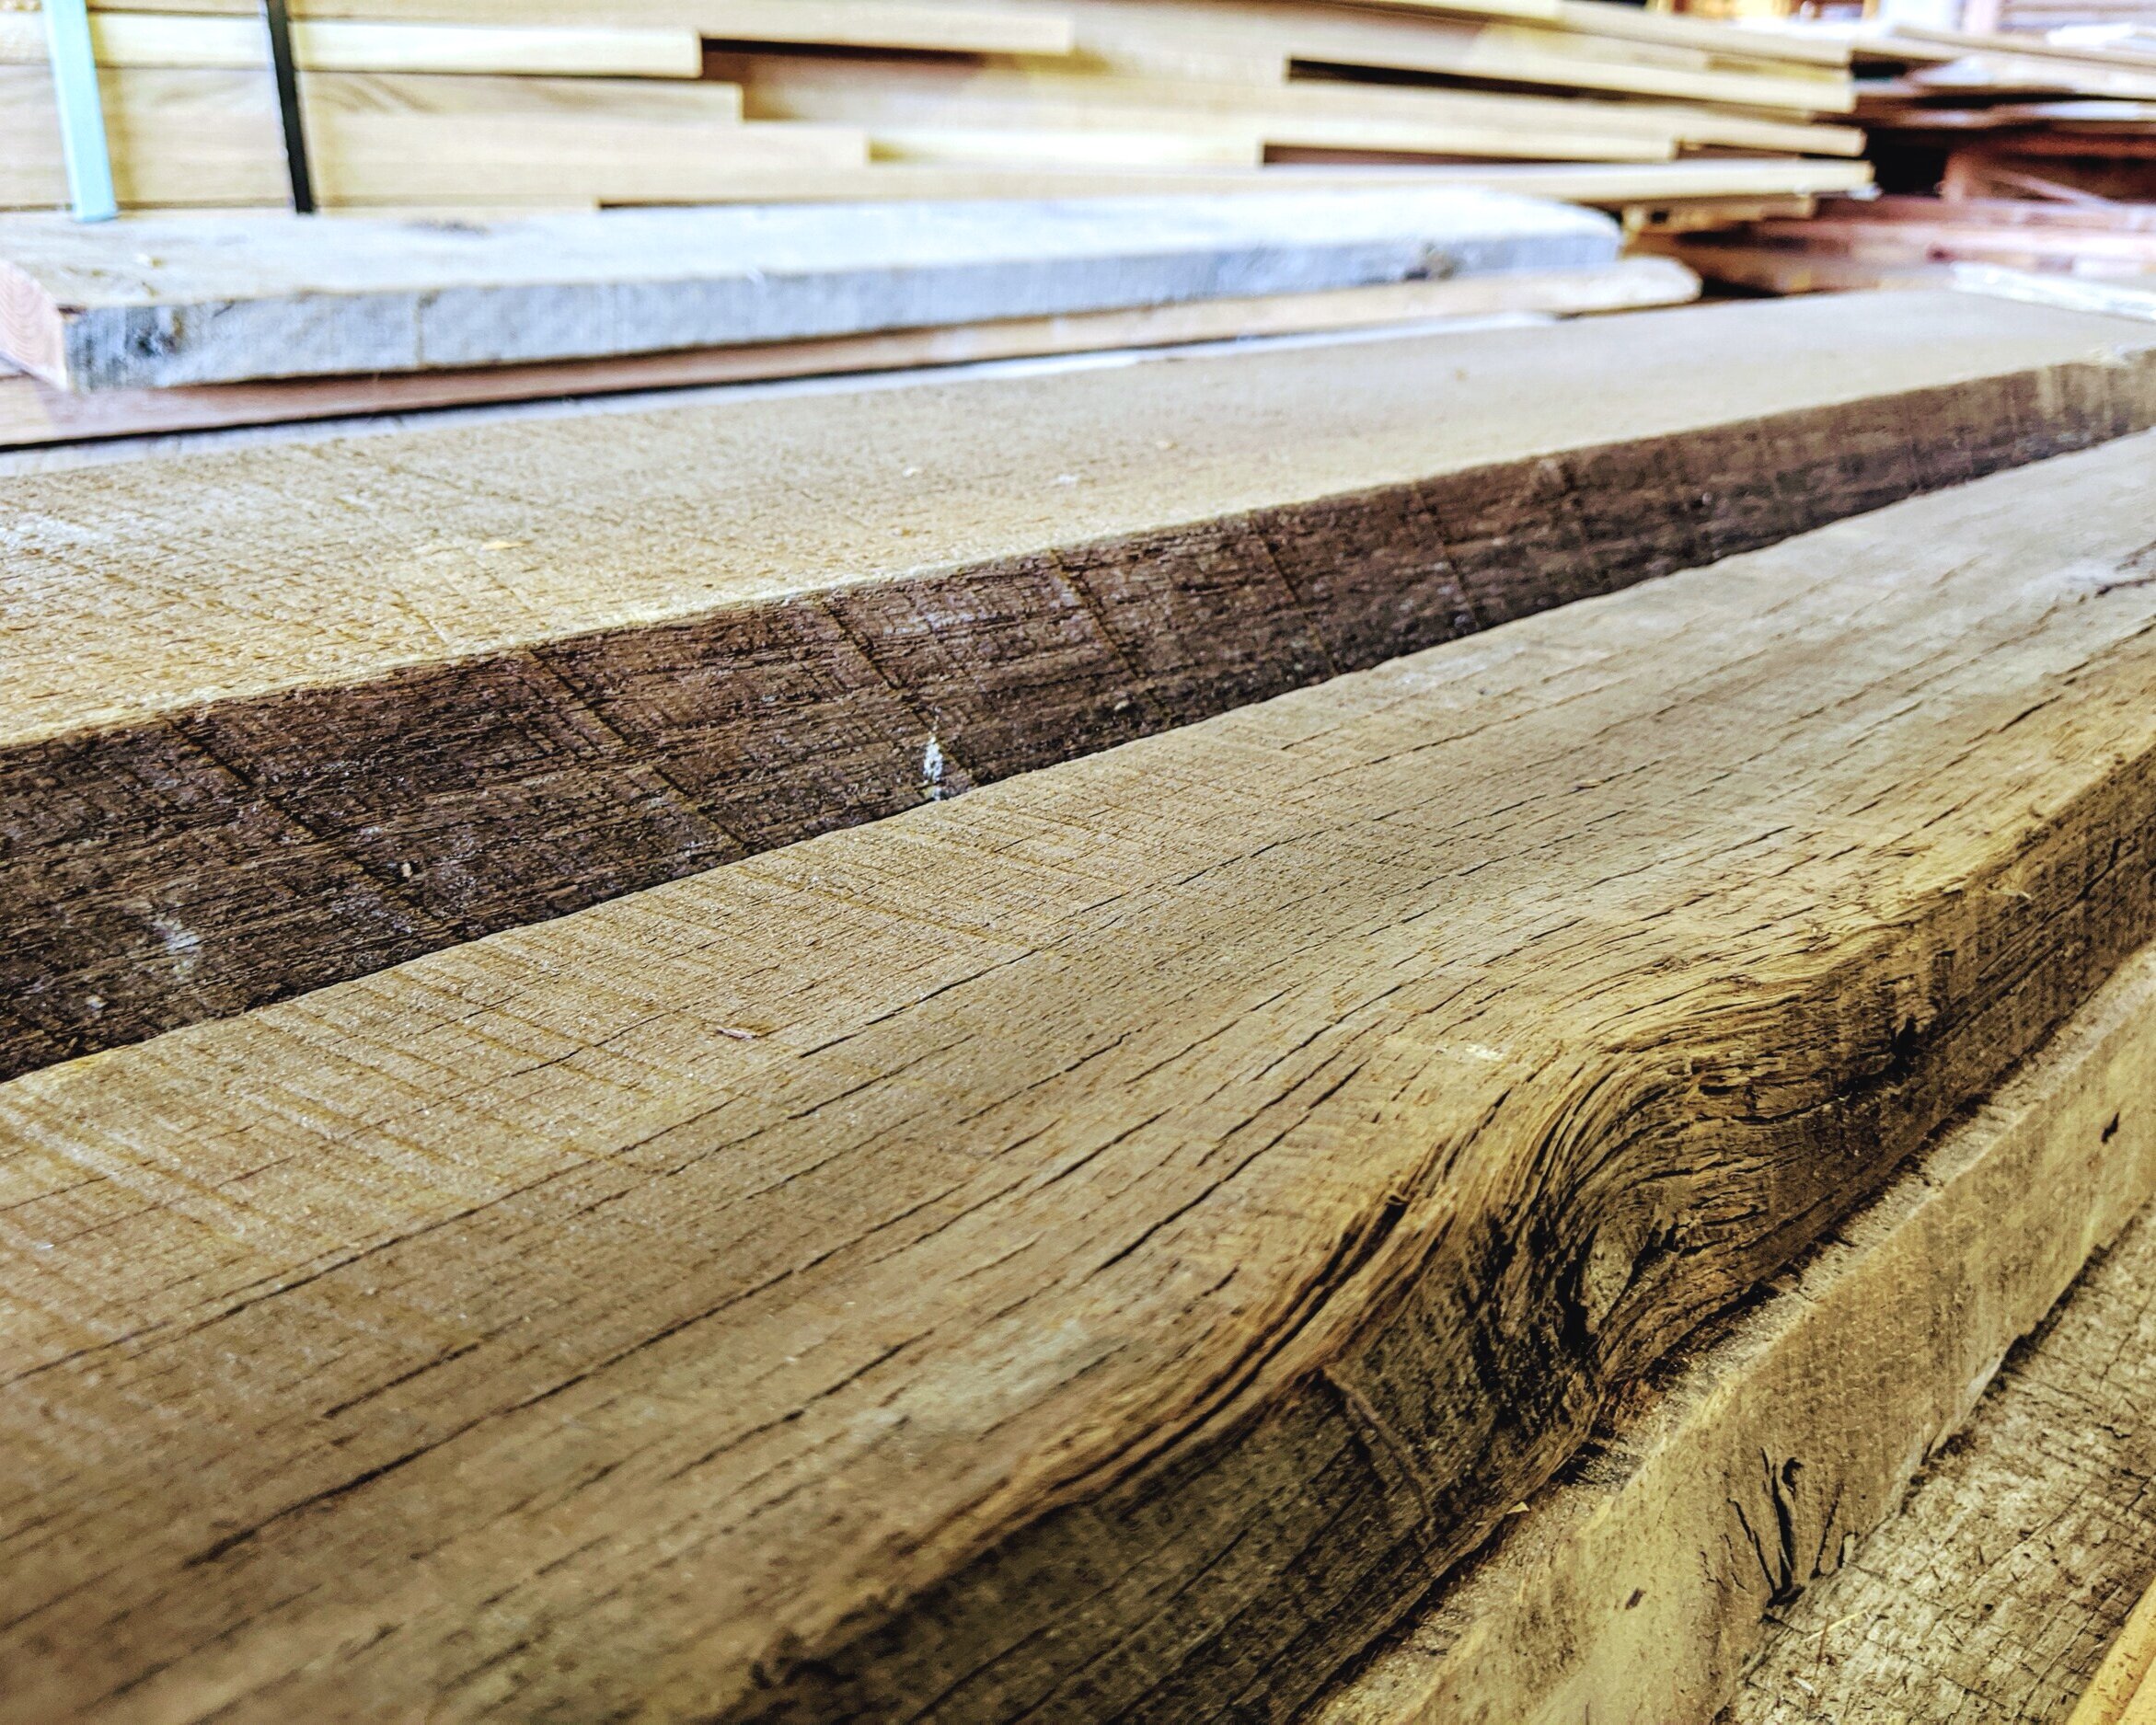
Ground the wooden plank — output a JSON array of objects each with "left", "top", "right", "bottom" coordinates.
[
  {"left": 1909, "top": 52, "right": 2156, "bottom": 98},
  {"left": 1725, "top": 1169, "right": 2156, "bottom": 1722},
  {"left": 0, "top": 288, "right": 2146, "bottom": 1070},
  {"left": 0, "top": 76, "right": 1874, "bottom": 212},
  {"left": 0, "top": 66, "right": 855, "bottom": 211},
  {"left": 0, "top": 261, "right": 1702, "bottom": 450},
  {"left": 1311, "top": 926, "right": 2156, "bottom": 1725},
  {"left": 1035, "top": 0, "right": 1856, "bottom": 113},
  {"left": 723, "top": 52, "right": 1866, "bottom": 157},
  {"left": 1640, "top": 234, "right": 1945, "bottom": 293},
  {"left": 0, "top": 9, "right": 702, "bottom": 75},
  {"left": 1896, "top": 18, "right": 2156, "bottom": 73},
  {"left": 77, "top": 0, "right": 1080, "bottom": 55},
  {"left": 723, "top": 56, "right": 1673, "bottom": 164},
  {"left": 0, "top": 190, "right": 1619, "bottom": 389},
  {"left": 11, "top": 420, "right": 2156, "bottom": 1722},
  {"left": 1351, "top": 0, "right": 1856, "bottom": 67}
]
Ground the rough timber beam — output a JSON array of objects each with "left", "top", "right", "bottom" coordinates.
[
  {"left": 8, "top": 429, "right": 2156, "bottom": 1721},
  {"left": 7, "top": 293, "right": 2156, "bottom": 1079},
  {"left": 1311, "top": 931, "right": 2156, "bottom": 1724}
]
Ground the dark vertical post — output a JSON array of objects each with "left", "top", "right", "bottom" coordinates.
[{"left": 261, "top": 0, "right": 317, "bottom": 214}]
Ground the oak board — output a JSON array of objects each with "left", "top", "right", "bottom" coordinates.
[
  {"left": 7, "top": 293, "right": 2156, "bottom": 1078},
  {"left": 1314, "top": 930, "right": 2156, "bottom": 1724},
  {"left": 10, "top": 421, "right": 2156, "bottom": 1721}
]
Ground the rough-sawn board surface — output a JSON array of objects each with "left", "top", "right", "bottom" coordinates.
[
  {"left": 8, "top": 292, "right": 2156, "bottom": 1080},
  {"left": 10, "top": 428, "right": 2156, "bottom": 1719},
  {"left": 1722, "top": 1197, "right": 2156, "bottom": 1723}
]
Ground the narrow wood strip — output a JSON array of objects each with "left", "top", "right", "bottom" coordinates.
[
  {"left": 80, "top": 0, "right": 1082, "bottom": 55},
  {"left": 1312, "top": 929, "right": 2156, "bottom": 1724},
  {"left": 2070, "top": 1574, "right": 2156, "bottom": 1725},
  {"left": 0, "top": 10, "right": 705, "bottom": 75},
  {"left": 0, "top": 260, "right": 1702, "bottom": 450},
  {"left": 10, "top": 428, "right": 2156, "bottom": 1720},
  {"left": 5, "top": 292, "right": 2152, "bottom": 1078}
]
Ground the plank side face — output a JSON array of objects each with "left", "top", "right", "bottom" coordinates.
[
  {"left": 9, "top": 433, "right": 2156, "bottom": 1720},
  {"left": 6, "top": 296, "right": 2156, "bottom": 1081}
]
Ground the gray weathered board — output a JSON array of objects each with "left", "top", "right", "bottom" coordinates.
[
  {"left": 9, "top": 293, "right": 2156, "bottom": 1081},
  {"left": 0, "top": 190, "right": 1614, "bottom": 389}
]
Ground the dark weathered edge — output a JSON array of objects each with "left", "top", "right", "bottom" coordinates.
[{"left": 6, "top": 353, "right": 2153, "bottom": 1081}]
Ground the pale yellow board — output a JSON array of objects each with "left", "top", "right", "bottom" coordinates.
[
  {"left": 725, "top": 58, "right": 1675, "bottom": 162},
  {"left": 2071, "top": 1578, "right": 2156, "bottom": 1725},
  {"left": 69, "top": 0, "right": 1079, "bottom": 54},
  {"left": 0, "top": 66, "right": 855, "bottom": 209},
  {"left": 728, "top": 52, "right": 1862, "bottom": 156},
  {"left": 1024, "top": 0, "right": 1854, "bottom": 114},
  {"left": 0, "top": 8, "right": 701, "bottom": 73}
]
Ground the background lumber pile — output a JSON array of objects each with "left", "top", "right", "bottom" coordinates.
[
  {"left": 1656, "top": 21, "right": 2156, "bottom": 297},
  {"left": 0, "top": 0, "right": 1869, "bottom": 215},
  {"left": 10, "top": 382, "right": 2156, "bottom": 1721}
]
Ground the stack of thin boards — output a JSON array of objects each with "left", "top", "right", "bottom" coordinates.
[
  {"left": 1644, "top": 190, "right": 2156, "bottom": 304},
  {"left": 0, "top": 0, "right": 1870, "bottom": 214},
  {"left": 13, "top": 290, "right": 2156, "bottom": 1723},
  {"left": 1643, "top": 23, "right": 2156, "bottom": 298},
  {"left": 1850, "top": 21, "right": 2156, "bottom": 200}
]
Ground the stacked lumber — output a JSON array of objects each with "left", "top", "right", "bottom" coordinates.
[
  {"left": 9, "top": 296, "right": 2156, "bottom": 1721},
  {"left": 1721, "top": 1096, "right": 2156, "bottom": 1725},
  {"left": 1850, "top": 21, "right": 2156, "bottom": 202},
  {"left": 1638, "top": 25, "right": 2156, "bottom": 297},
  {"left": 1321, "top": 920, "right": 2156, "bottom": 1723},
  {"left": 1645, "top": 191, "right": 2156, "bottom": 294},
  {"left": 0, "top": 0, "right": 1871, "bottom": 213}
]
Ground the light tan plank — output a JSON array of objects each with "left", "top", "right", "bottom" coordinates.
[{"left": 0, "top": 9, "right": 701, "bottom": 74}]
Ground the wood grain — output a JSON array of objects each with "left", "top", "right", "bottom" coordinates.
[
  {"left": 7, "top": 293, "right": 2156, "bottom": 1079},
  {"left": 0, "top": 190, "right": 1614, "bottom": 389},
  {"left": 11, "top": 425, "right": 2156, "bottom": 1721},
  {"left": 1311, "top": 929, "right": 2156, "bottom": 1725}
]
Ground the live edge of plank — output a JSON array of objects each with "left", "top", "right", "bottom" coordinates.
[
  {"left": 7, "top": 293, "right": 2156, "bottom": 1080},
  {"left": 8, "top": 427, "right": 2156, "bottom": 1720}
]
